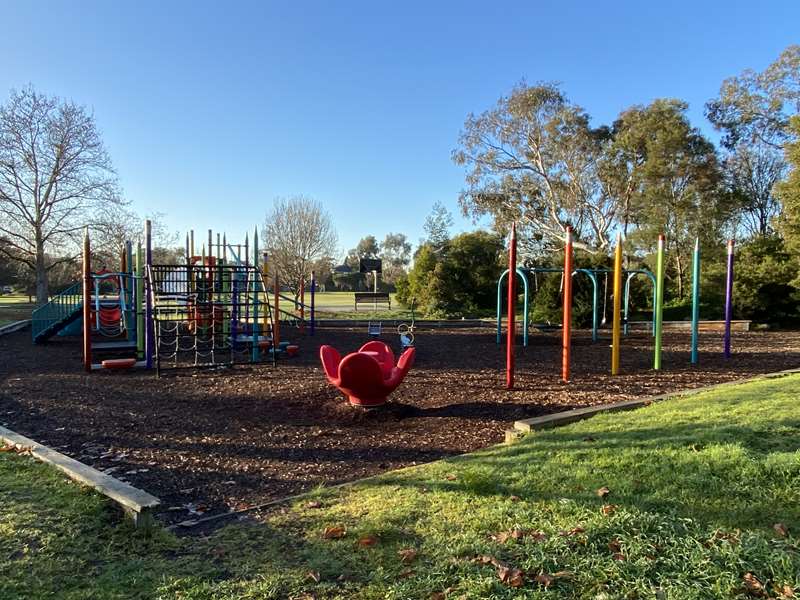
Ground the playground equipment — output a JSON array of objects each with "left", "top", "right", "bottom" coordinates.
[
  {"left": 496, "top": 252, "right": 657, "bottom": 347},
  {"left": 501, "top": 225, "right": 737, "bottom": 387},
  {"left": 32, "top": 220, "right": 315, "bottom": 374},
  {"left": 320, "top": 341, "right": 416, "bottom": 407},
  {"left": 398, "top": 297, "right": 416, "bottom": 349}
]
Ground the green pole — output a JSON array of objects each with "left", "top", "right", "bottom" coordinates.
[
  {"left": 654, "top": 234, "right": 666, "bottom": 370},
  {"left": 690, "top": 238, "right": 700, "bottom": 365},
  {"left": 135, "top": 242, "right": 144, "bottom": 360}
]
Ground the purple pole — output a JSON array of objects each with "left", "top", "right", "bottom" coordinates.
[
  {"left": 723, "top": 239, "right": 735, "bottom": 359},
  {"left": 144, "top": 220, "right": 154, "bottom": 369}
]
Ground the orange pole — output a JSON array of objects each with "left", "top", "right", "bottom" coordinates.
[
  {"left": 274, "top": 273, "right": 280, "bottom": 350},
  {"left": 82, "top": 228, "right": 92, "bottom": 372},
  {"left": 562, "top": 227, "right": 573, "bottom": 383},
  {"left": 506, "top": 223, "right": 517, "bottom": 390}
]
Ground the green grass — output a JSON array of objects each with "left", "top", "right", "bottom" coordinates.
[
  {"left": 0, "top": 295, "right": 34, "bottom": 324},
  {"left": 3, "top": 375, "right": 800, "bottom": 598}
]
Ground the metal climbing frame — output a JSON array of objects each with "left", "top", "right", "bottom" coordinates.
[
  {"left": 147, "top": 262, "right": 276, "bottom": 375},
  {"left": 496, "top": 266, "right": 656, "bottom": 346}
]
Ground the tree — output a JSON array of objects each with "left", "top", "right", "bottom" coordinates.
[
  {"left": 422, "top": 201, "right": 453, "bottom": 248},
  {"left": 91, "top": 205, "right": 178, "bottom": 269},
  {"left": 776, "top": 115, "right": 800, "bottom": 276},
  {"left": 0, "top": 86, "right": 121, "bottom": 303},
  {"left": 396, "top": 230, "right": 503, "bottom": 318},
  {"left": 609, "top": 99, "right": 728, "bottom": 298},
  {"left": 706, "top": 45, "right": 799, "bottom": 150},
  {"left": 724, "top": 142, "right": 785, "bottom": 237},
  {"left": 453, "top": 82, "right": 616, "bottom": 256},
  {"left": 380, "top": 232, "right": 411, "bottom": 284},
  {"left": 263, "top": 196, "right": 338, "bottom": 296}
]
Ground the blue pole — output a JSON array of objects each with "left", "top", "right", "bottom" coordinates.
[{"left": 690, "top": 238, "right": 701, "bottom": 364}]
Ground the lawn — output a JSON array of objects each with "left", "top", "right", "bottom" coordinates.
[
  {"left": 2, "top": 374, "right": 800, "bottom": 599},
  {"left": 0, "top": 295, "right": 34, "bottom": 326}
]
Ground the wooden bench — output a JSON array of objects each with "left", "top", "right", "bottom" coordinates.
[{"left": 354, "top": 292, "right": 391, "bottom": 311}]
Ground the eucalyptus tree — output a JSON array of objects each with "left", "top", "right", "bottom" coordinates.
[{"left": 453, "top": 83, "right": 616, "bottom": 258}]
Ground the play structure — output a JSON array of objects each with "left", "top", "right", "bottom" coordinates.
[
  {"left": 31, "top": 220, "right": 316, "bottom": 374},
  {"left": 501, "top": 225, "right": 737, "bottom": 387},
  {"left": 320, "top": 340, "right": 416, "bottom": 407}
]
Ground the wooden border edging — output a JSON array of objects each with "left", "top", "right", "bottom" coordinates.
[
  {"left": 0, "top": 319, "right": 30, "bottom": 337},
  {"left": 0, "top": 425, "right": 160, "bottom": 528},
  {"left": 513, "top": 367, "right": 800, "bottom": 434}
]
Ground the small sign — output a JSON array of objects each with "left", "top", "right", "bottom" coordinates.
[{"left": 359, "top": 258, "right": 382, "bottom": 274}]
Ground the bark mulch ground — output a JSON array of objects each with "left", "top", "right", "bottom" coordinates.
[{"left": 1, "top": 325, "right": 799, "bottom": 525}]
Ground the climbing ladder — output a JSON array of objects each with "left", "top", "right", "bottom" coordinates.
[{"left": 31, "top": 281, "right": 83, "bottom": 344}]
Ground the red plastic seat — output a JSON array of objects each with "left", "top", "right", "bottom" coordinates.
[{"left": 319, "top": 344, "right": 416, "bottom": 407}]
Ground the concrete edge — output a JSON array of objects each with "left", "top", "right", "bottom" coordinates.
[
  {"left": 0, "top": 319, "right": 31, "bottom": 337},
  {"left": 513, "top": 367, "right": 800, "bottom": 433},
  {"left": 0, "top": 425, "right": 161, "bottom": 528}
]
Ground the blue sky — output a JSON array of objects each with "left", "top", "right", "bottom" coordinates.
[{"left": 2, "top": 1, "right": 798, "bottom": 258}]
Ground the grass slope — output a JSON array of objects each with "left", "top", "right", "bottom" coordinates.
[{"left": 3, "top": 375, "right": 800, "bottom": 599}]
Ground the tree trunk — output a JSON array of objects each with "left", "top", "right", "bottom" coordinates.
[
  {"left": 35, "top": 230, "right": 49, "bottom": 305},
  {"left": 674, "top": 252, "right": 684, "bottom": 299}
]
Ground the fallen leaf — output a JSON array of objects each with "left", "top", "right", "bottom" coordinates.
[
  {"left": 398, "top": 548, "right": 418, "bottom": 564},
  {"left": 774, "top": 523, "right": 789, "bottom": 537},
  {"left": 597, "top": 486, "right": 610, "bottom": 498},
  {"left": 398, "top": 568, "right": 415, "bottom": 579},
  {"left": 430, "top": 594, "right": 446, "bottom": 600},
  {"left": 534, "top": 573, "right": 554, "bottom": 587},
  {"left": 497, "top": 565, "right": 525, "bottom": 587},
  {"left": 608, "top": 539, "right": 621, "bottom": 553},
  {"left": 306, "top": 570, "right": 321, "bottom": 583},
  {"left": 445, "top": 474, "right": 457, "bottom": 481},
  {"left": 322, "top": 525, "right": 346, "bottom": 539},
  {"left": 358, "top": 534, "right": 379, "bottom": 547},
  {"left": 780, "top": 584, "right": 795, "bottom": 598},
  {"left": 601, "top": 504, "right": 618, "bottom": 516},
  {"left": 743, "top": 572, "right": 766, "bottom": 597},
  {"left": 559, "top": 526, "right": 585, "bottom": 537},
  {"left": 509, "top": 495, "right": 522, "bottom": 502},
  {"left": 529, "top": 530, "right": 548, "bottom": 542},
  {"left": 612, "top": 552, "right": 625, "bottom": 561},
  {"left": 306, "top": 501, "right": 322, "bottom": 509}
]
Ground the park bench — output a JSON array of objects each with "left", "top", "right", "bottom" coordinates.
[{"left": 354, "top": 292, "right": 391, "bottom": 311}]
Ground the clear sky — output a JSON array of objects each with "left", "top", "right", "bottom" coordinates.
[{"left": 2, "top": 1, "right": 798, "bottom": 258}]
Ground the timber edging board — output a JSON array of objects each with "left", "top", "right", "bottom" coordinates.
[
  {"left": 513, "top": 366, "right": 800, "bottom": 433},
  {"left": 0, "top": 425, "right": 160, "bottom": 528},
  {"left": 0, "top": 319, "right": 30, "bottom": 337}
]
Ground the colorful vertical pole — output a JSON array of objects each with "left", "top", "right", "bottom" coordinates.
[
  {"left": 252, "top": 228, "right": 260, "bottom": 362},
  {"left": 144, "top": 220, "right": 154, "bottom": 369},
  {"left": 274, "top": 273, "right": 281, "bottom": 353},
  {"left": 310, "top": 270, "right": 316, "bottom": 336},
  {"left": 136, "top": 242, "right": 144, "bottom": 360},
  {"left": 654, "top": 234, "right": 665, "bottom": 370},
  {"left": 506, "top": 223, "right": 517, "bottom": 390},
  {"left": 82, "top": 227, "right": 91, "bottom": 372},
  {"left": 724, "top": 238, "right": 735, "bottom": 359},
  {"left": 299, "top": 277, "right": 305, "bottom": 334},
  {"left": 690, "top": 238, "right": 701, "bottom": 364},
  {"left": 611, "top": 233, "right": 623, "bottom": 375},
  {"left": 261, "top": 251, "right": 269, "bottom": 336},
  {"left": 562, "top": 227, "right": 573, "bottom": 383}
]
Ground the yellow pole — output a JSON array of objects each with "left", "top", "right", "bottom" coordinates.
[{"left": 611, "top": 233, "right": 623, "bottom": 375}]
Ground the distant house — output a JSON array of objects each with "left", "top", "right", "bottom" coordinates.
[{"left": 333, "top": 264, "right": 353, "bottom": 274}]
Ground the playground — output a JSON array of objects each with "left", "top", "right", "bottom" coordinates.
[{"left": 2, "top": 323, "right": 799, "bottom": 526}]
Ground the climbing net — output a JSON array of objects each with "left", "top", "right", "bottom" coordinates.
[{"left": 148, "top": 263, "right": 275, "bottom": 373}]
